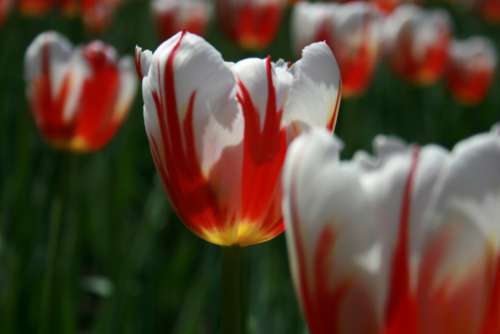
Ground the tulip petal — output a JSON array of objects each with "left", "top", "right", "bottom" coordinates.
[
  {"left": 142, "top": 31, "right": 241, "bottom": 176},
  {"left": 283, "top": 42, "right": 341, "bottom": 132}
]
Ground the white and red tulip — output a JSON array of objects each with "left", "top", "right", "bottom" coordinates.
[
  {"left": 216, "top": 0, "right": 286, "bottom": 51},
  {"left": 136, "top": 31, "right": 341, "bottom": 246},
  {"left": 384, "top": 5, "right": 451, "bottom": 85},
  {"left": 446, "top": 37, "right": 497, "bottom": 105},
  {"left": 25, "top": 31, "right": 137, "bottom": 152},
  {"left": 152, "top": 0, "right": 212, "bottom": 41},
  {"left": 292, "top": 1, "right": 382, "bottom": 98},
  {"left": 283, "top": 126, "right": 500, "bottom": 334}
]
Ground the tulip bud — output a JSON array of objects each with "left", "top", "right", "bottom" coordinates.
[
  {"left": 216, "top": 0, "right": 286, "bottom": 50},
  {"left": 137, "top": 31, "right": 341, "bottom": 246},
  {"left": 25, "top": 31, "right": 137, "bottom": 152},
  {"left": 292, "top": 2, "right": 382, "bottom": 97},
  {"left": 152, "top": 0, "right": 212, "bottom": 41},
  {"left": 283, "top": 126, "right": 500, "bottom": 334},
  {"left": 384, "top": 5, "right": 451, "bottom": 85},
  {"left": 446, "top": 37, "right": 497, "bottom": 105}
]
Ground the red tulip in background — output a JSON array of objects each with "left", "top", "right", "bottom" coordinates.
[
  {"left": 284, "top": 126, "right": 500, "bottom": 334},
  {"left": 446, "top": 37, "right": 497, "bottom": 105},
  {"left": 216, "top": 0, "right": 286, "bottom": 50},
  {"left": 0, "top": 0, "right": 12, "bottom": 25},
  {"left": 19, "top": 0, "right": 54, "bottom": 15},
  {"left": 80, "top": 0, "right": 121, "bottom": 33},
  {"left": 480, "top": 0, "right": 500, "bottom": 22},
  {"left": 152, "top": 0, "right": 212, "bottom": 41},
  {"left": 384, "top": 4, "right": 451, "bottom": 85},
  {"left": 25, "top": 31, "right": 137, "bottom": 152},
  {"left": 59, "top": 0, "right": 121, "bottom": 32},
  {"left": 292, "top": 1, "right": 382, "bottom": 97},
  {"left": 371, "top": 0, "right": 417, "bottom": 15},
  {"left": 136, "top": 31, "right": 341, "bottom": 246}
]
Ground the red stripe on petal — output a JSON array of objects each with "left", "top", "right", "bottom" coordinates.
[
  {"left": 72, "top": 42, "right": 120, "bottom": 150},
  {"left": 238, "top": 57, "right": 287, "bottom": 239},
  {"left": 384, "top": 147, "right": 420, "bottom": 334},
  {"left": 289, "top": 155, "right": 319, "bottom": 333},
  {"left": 32, "top": 42, "right": 74, "bottom": 147},
  {"left": 481, "top": 255, "right": 500, "bottom": 334},
  {"left": 148, "top": 32, "right": 226, "bottom": 241}
]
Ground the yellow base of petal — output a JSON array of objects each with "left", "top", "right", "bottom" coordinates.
[{"left": 199, "top": 220, "right": 278, "bottom": 247}]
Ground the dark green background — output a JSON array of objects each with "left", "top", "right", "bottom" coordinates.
[{"left": 0, "top": 0, "right": 498, "bottom": 332}]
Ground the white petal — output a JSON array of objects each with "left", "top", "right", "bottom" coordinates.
[
  {"left": 449, "top": 37, "right": 497, "bottom": 71},
  {"left": 426, "top": 129, "right": 500, "bottom": 246},
  {"left": 142, "top": 32, "right": 241, "bottom": 175},
  {"left": 283, "top": 129, "right": 385, "bottom": 324},
  {"left": 114, "top": 56, "right": 137, "bottom": 119},
  {"left": 25, "top": 31, "right": 73, "bottom": 102},
  {"left": 135, "top": 45, "right": 152, "bottom": 79},
  {"left": 232, "top": 57, "right": 292, "bottom": 129},
  {"left": 290, "top": 2, "right": 336, "bottom": 56},
  {"left": 283, "top": 42, "right": 341, "bottom": 131}
]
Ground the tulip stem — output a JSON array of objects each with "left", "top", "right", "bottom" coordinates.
[
  {"left": 222, "top": 246, "right": 244, "bottom": 334},
  {"left": 39, "top": 153, "right": 75, "bottom": 334}
]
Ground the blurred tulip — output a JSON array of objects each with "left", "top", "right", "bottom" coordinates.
[
  {"left": 0, "top": 0, "right": 12, "bottom": 25},
  {"left": 152, "top": 0, "right": 212, "bottom": 41},
  {"left": 292, "top": 2, "right": 382, "bottom": 97},
  {"left": 216, "top": 0, "right": 286, "bottom": 50},
  {"left": 136, "top": 31, "right": 341, "bottom": 246},
  {"left": 80, "top": 0, "right": 121, "bottom": 33},
  {"left": 25, "top": 31, "right": 137, "bottom": 152},
  {"left": 371, "top": 0, "right": 418, "bottom": 15},
  {"left": 480, "top": 0, "right": 500, "bottom": 23},
  {"left": 446, "top": 37, "right": 497, "bottom": 105},
  {"left": 19, "top": 0, "right": 54, "bottom": 15},
  {"left": 384, "top": 5, "right": 451, "bottom": 85},
  {"left": 283, "top": 126, "right": 500, "bottom": 334}
]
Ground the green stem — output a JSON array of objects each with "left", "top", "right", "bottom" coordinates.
[
  {"left": 39, "top": 153, "right": 75, "bottom": 334},
  {"left": 222, "top": 246, "right": 243, "bottom": 334}
]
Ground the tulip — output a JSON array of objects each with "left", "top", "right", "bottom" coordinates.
[
  {"left": 384, "top": 5, "right": 451, "bottom": 85},
  {"left": 446, "top": 37, "right": 497, "bottom": 105},
  {"left": 371, "top": 0, "right": 418, "bottom": 15},
  {"left": 152, "top": 0, "right": 212, "bottom": 41},
  {"left": 216, "top": 0, "right": 286, "bottom": 50},
  {"left": 292, "top": 2, "right": 382, "bottom": 97},
  {"left": 0, "top": 0, "right": 12, "bottom": 25},
  {"left": 80, "top": 0, "right": 121, "bottom": 33},
  {"left": 19, "top": 0, "right": 54, "bottom": 15},
  {"left": 136, "top": 31, "right": 341, "bottom": 246},
  {"left": 25, "top": 31, "right": 137, "bottom": 152},
  {"left": 480, "top": 0, "right": 500, "bottom": 23},
  {"left": 283, "top": 126, "right": 500, "bottom": 334}
]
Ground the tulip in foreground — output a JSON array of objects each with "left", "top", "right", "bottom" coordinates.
[
  {"left": 292, "top": 2, "right": 382, "bottom": 97},
  {"left": 152, "top": 0, "right": 211, "bottom": 41},
  {"left": 384, "top": 5, "right": 451, "bottom": 85},
  {"left": 446, "top": 37, "right": 497, "bottom": 105},
  {"left": 25, "top": 31, "right": 137, "bottom": 152},
  {"left": 136, "top": 31, "right": 341, "bottom": 246},
  {"left": 283, "top": 126, "right": 500, "bottom": 334},
  {"left": 216, "top": 0, "right": 286, "bottom": 50}
]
